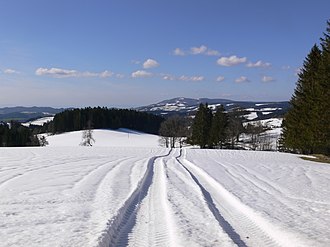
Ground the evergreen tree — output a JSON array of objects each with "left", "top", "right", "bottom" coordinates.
[
  {"left": 210, "top": 105, "right": 228, "bottom": 148},
  {"left": 190, "top": 103, "right": 213, "bottom": 148},
  {"left": 319, "top": 20, "right": 330, "bottom": 154},
  {"left": 282, "top": 45, "right": 322, "bottom": 154},
  {"left": 282, "top": 20, "right": 330, "bottom": 155}
]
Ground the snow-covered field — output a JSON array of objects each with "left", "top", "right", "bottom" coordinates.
[{"left": 1, "top": 130, "right": 330, "bottom": 247}]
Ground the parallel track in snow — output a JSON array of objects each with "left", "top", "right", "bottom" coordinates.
[
  {"left": 96, "top": 148, "right": 308, "bottom": 247},
  {"left": 97, "top": 149, "right": 172, "bottom": 247},
  {"left": 178, "top": 149, "right": 306, "bottom": 247}
]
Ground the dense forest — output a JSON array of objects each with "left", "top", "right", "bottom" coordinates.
[
  {"left": 42, "top": 107, "right": 164, "bottom": 135},
  {"left": 0, "top": 121, "right": 39, "bottom": 147},
  {"left": 281, "top": 20, "right": 330, "bottom": 155}
]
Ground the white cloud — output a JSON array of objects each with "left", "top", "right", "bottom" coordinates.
[
  {"left": 3, "top": 68, "right": 20, "bottom": 74},
  {"left": 116, "top": 74, "right": 125, "bottom": 79},
  {"left": 173, "top": 48, "right": 185, "bottom": 56},
  {"left": 161, "top": 74, "right": 204, "bottom": 82},
  {"left": 179, "top": 75, "right": 204, "bottom": 82},
  {"left": 131, "top": 70, "right": 152, "bottom": 78},
  {"left": 205, "top": 49, "right": 220, "bottom": 56},
  {"left": 36, "top": 67, "right": 77, "bottom": 78},
  {"left": 216, "top": 76, "right": 225, "bottom": 82},
  {"left": 246, "top": 60, "right": 271, "bottom": 68},
  {"left": 190, "top": 45, "right": 220, "bottom": 56},
  {"left": 235, "top": 76, "right": 249, "bottom": 83},
  {"left": 190, "top": 45, "right": 208, "bottom": 55},
  {"left": 174, "top": 45, "right": 220, "bottom": 56},
  {"left": 162, "top": 74, "right": 176, "bottom": 81},
  {"left": 217, "top": 55, "right": 247, "bottom": 66},
  {"left": 261, "top": 76, "right": 275, "bottom": 82},
  {"left": 100, "top": 70, "right": 114, "bottom": 78},
  {"left": 35, "top": 67, "right": 114, "bottom": 78},
  {"left": 143, "top": 59, "right": 160, "bottom": 69}
]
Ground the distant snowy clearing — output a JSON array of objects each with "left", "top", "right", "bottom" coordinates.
[
  {"left": 22, "top": 116, "right": 54, "bottom": 127},
  {"left": 0, "top": 131, "right": 330, "bottom": 246}
]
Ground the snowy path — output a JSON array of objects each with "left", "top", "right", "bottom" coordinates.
[{"left": 1, "top": 146, "right": 330, "bottom": 246}]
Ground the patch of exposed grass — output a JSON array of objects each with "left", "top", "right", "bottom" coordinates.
[{"left": 301, "top": 154, "right": 330, "bottom": 164}]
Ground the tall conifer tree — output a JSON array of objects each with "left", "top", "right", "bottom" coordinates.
[
  {"left": 191, "top": 103, "right": 213, "bottom": 148},
  {"left": 282, "top": 20, "right": 330, "bottom": 154}
]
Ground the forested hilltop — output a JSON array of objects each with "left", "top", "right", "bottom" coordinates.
[{"left": 42, "top": 107, "right": 164, "bottom": 135}]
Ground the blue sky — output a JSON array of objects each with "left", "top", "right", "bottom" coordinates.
[{"left": 0, "top": 0, "right": 329, "bottom": 108}]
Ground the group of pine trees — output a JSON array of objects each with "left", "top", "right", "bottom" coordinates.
[
  {"left": 0, "top": 121, "right": 39, "bottom": 147},
  {"left": 188, "top": 103, "right": 246, "bottom": 149},
  {"left": 41, "top": 107, "right": 164, "bottom": 135},
  {"left": 281, "top": 20, "right": 330, "bottom": 155}
]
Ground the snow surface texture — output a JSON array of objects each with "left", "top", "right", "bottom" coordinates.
[{"left": 1, "top": 130, "right": 330, "bottom": 246}]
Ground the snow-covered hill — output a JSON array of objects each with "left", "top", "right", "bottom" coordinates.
[
  {"left": 44, "top": 128, "right": 160, "bottom": 147},
  {"left": 1, "top": 130, "right": 330, "bottom": 246}
]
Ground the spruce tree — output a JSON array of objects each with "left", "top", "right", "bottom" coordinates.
[
  {"left": 282, "top": 20, "right": 330, "bottom": 154},
  {"left": 210, "top": 105, "right": 228, "bottom": 148},
  {"left": 191, "top": 103, "right": 213, "bottom": 148},
  {"left": 319, "top": 20, "right": 330, "bottom": 154}
]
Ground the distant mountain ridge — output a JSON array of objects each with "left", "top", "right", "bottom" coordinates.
[
  {"left": 137, "top": 97, "right": 290, "bottom": 121},
  {"left": 0, "top": 106, "right": 66, "bottom": 122},
  {"left": 1, "top": 97, "right": 290, "bottom": 123}
]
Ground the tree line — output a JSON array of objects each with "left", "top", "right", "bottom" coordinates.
[
  {"left": 41, "top": 107, "right": 164, "bottom": 135},
  {"left": 0, "top": 121, "right": 39, "bottom": 147},
  {"left": 159, "top": 103, "right": 266, "bottom": 149},
  {"left": 281, "top": 20, "right": 330, "bottom": 155}
]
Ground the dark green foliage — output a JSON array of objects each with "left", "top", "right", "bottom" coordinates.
[
  {"left": 0, "top": 121, "right": 39, "bottom": 147},
  {"left": 210, "top": 105, "right": 228, "bottom": 148},
  {"left": 282, "top": 20, "right": 330, "bottom": 155},
  {"left": 46, "top": 107, "right": 164, "bottom": 135},
  {"left": 190, "top": 103, "right": 213, "bottom": 148}
]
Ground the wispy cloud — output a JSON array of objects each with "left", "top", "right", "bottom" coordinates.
[
  {"left": 217, "top": 55, "right": 247, "bottom": 66},
  {"left": 190, "top": 45, "right": 220, "bottom": 56},
  {"left": 173, "top": 48, "right": 185, "bottom": 56},
  {"left": 35, "top": 67, "right": 114, "bottom": 78},
  {"left": 216, "top": 76, "right": 225, "bottom": 82},
  {"left": 235, "top": 76, "right": 249, "bottom": 83},
  {"left": 179, "top": 75, "right": 204, "bottom": 82},
  {"left": 3, "top": 68, "right": 20, "bottom": 74},
  {"left": 261, "top": 76, "right": 275, "bottom": 82},
  {"left": 173, "top": 45, "right": 220, "bottom": 56},
  {"left": 246, "top": 60, "right": 271, "bottom": 68},
  {"left": 143, "top": 59, "right": 159, "bottom": 69},
  {"left": 131, "top": 70, "right": 152, "bottom": 78},
  {"left": 162, "top": 73, "right": 204, "bottom": 82}
]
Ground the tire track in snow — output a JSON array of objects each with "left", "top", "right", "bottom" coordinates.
[
  {"left": 128, "top": 156, "right": 178, "bottom": 246},
  {"left": 180, "top": 149, "right": 308, "bottom": 247},
  {"left": 174, "top": 150, "right": 247, "bottom": 247},
  {"left": 96, "top": 149, "right": 171, "bottom": 247}
]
